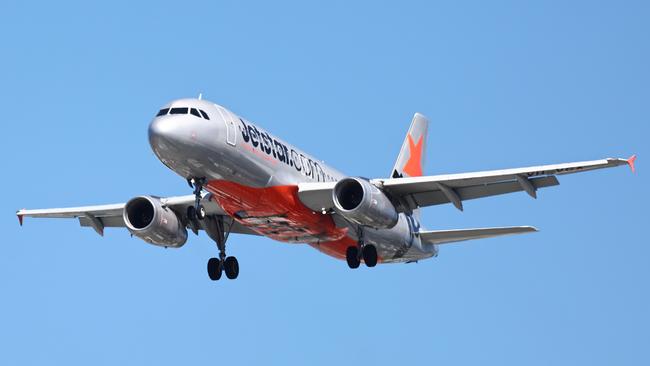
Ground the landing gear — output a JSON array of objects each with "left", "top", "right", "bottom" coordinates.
[
  {"left": 197, "top": 205, "right": 207, "bottom": 220},
  {"left": 346, "top": 246, "right": 361, "bottom": 269},
  {"left": 346, "top": 244, "right": 378, "bottom": 269},
  {"left": 207, "top": 257, "right": 222, "bottom": 280},
  {"left": 187, "top": 177, "right": 207, "bottom": 221},
  {"left": 346, "top": 226, "right": 378, "bottom": 269},
  {"left": 207, "top": 256, "right": 238, "bottom": 281},
  {"left": 224, "top": 256, "right": 239, "bottom": 279},
  {"left": 362, "top": 244, "right": 378, "bottom": 267},
  {"left": 203, "top": 214, "right": 239, "bottom": 281},
  {"left": 188, "top": 176, "right": 239, "bottom": 281}
]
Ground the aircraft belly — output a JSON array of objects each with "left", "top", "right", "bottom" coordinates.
[
  {"left": 204, "top": 179, "right": 428, "bottom": 263},
  {"left": 206, "top": 180, "right": 349, "bottom": 245}
]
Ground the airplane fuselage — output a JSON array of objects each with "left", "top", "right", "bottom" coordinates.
[{"left": 148, "top": 99, "right": 435, "bottom": 263}]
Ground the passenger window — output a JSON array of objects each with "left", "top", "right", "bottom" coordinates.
[
  {"left": 170, "top": 107, "right": 189, "bottom": 115},
  {"left": 190, "top": 108, "right": 201, "bottom": 118},
  {"left": 156, "top": 108, "right": 169, "bottom": 116},
  {"left": 199, "top": 110, "right": 210, "bottom": 120}
]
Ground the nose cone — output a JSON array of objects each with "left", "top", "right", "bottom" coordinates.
[
  {"left": 148, "top": 116, "right": 196, "bottom": 167},
  {"left": 149, "top": 116, "right": 177, "bottom": 154}
]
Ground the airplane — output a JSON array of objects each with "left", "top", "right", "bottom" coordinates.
[{"left": 16, "top": 98, "right": 637, "bottom": 281}]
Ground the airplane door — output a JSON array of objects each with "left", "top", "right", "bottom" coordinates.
[
  {"left": 225, "top": 116, "right": 237, "bottom": 146},
  {"left": 216, "top": 106, "right": 237, "bottom": 146}
]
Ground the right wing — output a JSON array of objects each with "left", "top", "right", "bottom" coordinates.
[
  {"left": 419, "top": 226, "right": 538, "bottom": 245},
  {"left": 17, "top": 193, "right": 259, "bottom": 237}
]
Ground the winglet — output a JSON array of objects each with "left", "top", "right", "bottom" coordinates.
[
  {"left": 17, "top": 211, "right": 24, "bottom": 226},
  {"left": 626, "top": 154, "right": 637, "bottom": 173}
]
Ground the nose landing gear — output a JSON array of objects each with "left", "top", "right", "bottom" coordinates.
[
  {"left": 188, "top": 177, "right": 239, "bottom": 281},
  {"left": 187, "top": 177, "right": 207, "bottom": 221}
]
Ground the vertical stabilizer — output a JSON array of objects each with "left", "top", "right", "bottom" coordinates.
[{"left": 390, "top": 113, "right": 429, "bottom": 179}]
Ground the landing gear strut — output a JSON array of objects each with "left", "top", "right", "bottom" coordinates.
[
  {"left": 204, "top": 214, "right": 239, "bottom": 280},
  {"left": 187, "top": 177, "right": 207, "bottom": 221}
]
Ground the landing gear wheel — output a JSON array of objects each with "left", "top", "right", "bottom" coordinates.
[
  {"left": 207, "top": 257, "right": 222, "bottom": 281},
  {"left": 362, "top": 244, "right": 378, "bottom": 267},
  {"left": 346, "top": 246, "right": 360, "bottom": 269},
  {"left": 197, "top": 205, "right": 207, "bottom": 220},
  {"left": 224, "top": 256, "right": 239, "bottom": 279},
  {"left": 187, "top": 206, "right": 197, "bottom": 221}
]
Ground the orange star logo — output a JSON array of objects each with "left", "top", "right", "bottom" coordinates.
[{"left": 402, "top": 134, "right": 423, "bottom": 177}]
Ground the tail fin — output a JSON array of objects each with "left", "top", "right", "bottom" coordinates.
[{"left": 391, "top": 113, "right": 429, "bottom": 179}]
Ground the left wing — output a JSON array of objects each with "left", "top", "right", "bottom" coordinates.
[
  {"left": 17, "top": 193, "right": 259, "bottom": 237},
  {"left": 298, "top": 155, "right": 636, "bottom": 212}
]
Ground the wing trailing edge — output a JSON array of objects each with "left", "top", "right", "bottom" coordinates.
[{"left": 419, "top": 226, "right": 538, "bottom": 245}]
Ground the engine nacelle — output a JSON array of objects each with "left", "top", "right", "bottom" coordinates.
[
  {"left": 123, "top": 195, "right": 188, "bottom": 248},
  {"left": 332, "top": 177, "right": 398, "bottom": 229}
]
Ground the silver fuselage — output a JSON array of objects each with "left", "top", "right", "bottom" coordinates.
[{"left": 149, "top": 98, "right": 437, "bottom": 263}]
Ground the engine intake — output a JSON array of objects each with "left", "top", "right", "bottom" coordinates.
[
  {"left": 123, "top": 196, "right": 187, "bottom": 248},
  {"left": 332, "top": 177, "right": 398, "bottom": 229}
]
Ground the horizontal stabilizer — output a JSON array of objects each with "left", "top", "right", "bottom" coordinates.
[{"left": 419, "top": 226, "right": 537, "bottom": 245}]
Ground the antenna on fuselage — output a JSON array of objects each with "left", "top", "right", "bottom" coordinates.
[{"left": 198, "top": 93, "right": 203, "bottom": 100}]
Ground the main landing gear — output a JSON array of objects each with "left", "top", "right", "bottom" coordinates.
[
  {"left": 346, "top": 227, "right": 377, "bottom": 269},
  {"left": 346, "top": 244, "right": 378, "bottom": 269},
  {"left": 187, "top": 177, "right": 239, "bottom": 281}
]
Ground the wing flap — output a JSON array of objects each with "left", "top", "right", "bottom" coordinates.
[
  {"left": 77, "top": 215, "right": 259, "bottom": 236},
  {"left": 419, "top": 226, "right": 538, "bottom": 245},
  {"left": 79, "top": 216, "right": 125, "bottom": 228},
  {"left": 410, "top": 176, "right": 559, "bottom": 207}
]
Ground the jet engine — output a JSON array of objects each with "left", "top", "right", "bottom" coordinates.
[
  {"left": 332, "top": 177, "right": 398, "bottom": 229},
  {"left": 123, "top": 195, "right": 188, "bottom": 248}
]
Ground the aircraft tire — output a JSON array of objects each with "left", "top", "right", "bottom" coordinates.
[
  {"left": 362, "top": 245, "right": 378, "bottom": 267},
  {"left": 346, "top": 247, "right": 360, "bottom": 269},
  {"left": 197, "top": 205, "right": 207, "bottom": 220},
  {"left": 187, "top": 206, "right": 197, "bottom": 221},
  {"left": 207, "top": 257, "right": 222, "bottom": 281},
  {"left": 224, "top": 256, "right": 239, "bottom": 280}
]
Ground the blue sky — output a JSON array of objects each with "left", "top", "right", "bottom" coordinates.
[{"left": 1, "top": 1, "right": 648, "bottom": 364}]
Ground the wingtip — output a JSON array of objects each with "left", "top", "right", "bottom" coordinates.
[
  {"left": 626, "top": 154, "right": 637, "bottom": 173},
  {"left": 17, "top": 211, "right": 24, "bottom": 226}
]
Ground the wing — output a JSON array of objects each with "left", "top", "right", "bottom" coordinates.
[
  {"left": 16, "top": 193, "right": 259, "bottom": 237},
  {"left": 419, "top": 226, "right": 537, "bottom": 245},
  {"left": 298, "top": 156, "right": 636, "bottom": 212}
]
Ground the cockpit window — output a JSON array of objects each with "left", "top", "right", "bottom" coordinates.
[
  {"left": 199, "top": 109, "right": 210, "bottom": 120},
  {"left": 190, "top": 108, "right": 201, "bottom": 118},
  {"left": 170, "top": 107, "right": 189, "bottom": 115},
  {"left": 156, "top": 108, "right": 169, "bottom": 117}
]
